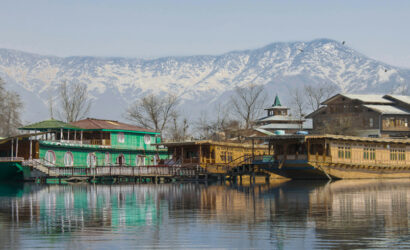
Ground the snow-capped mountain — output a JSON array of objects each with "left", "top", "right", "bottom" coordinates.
[{"left": 0, "top": 38, "right": 409, "bottom": 123}]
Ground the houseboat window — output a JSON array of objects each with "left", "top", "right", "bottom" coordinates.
[
  {"left": 338, "top": 147, "right": 344, "bottom": 158},
  {"left": 64, "top": 152, "right": 74, "bottom": 166},
  {"left": 44, "top": 150, "right": 56, "bottom": 166},
  {"left": 338, "top": 146, "right": 351, "bottom": 159},
  {"left": 117, "top": 133, "right": 125, "bottom": 143},
  {"left": 227, "top": 152, "right": 233, "bottom": 162},
  {"left": 144, "top": 135, "right": 151, "bottom": 145},
  {"left": 390, "top": 149, "right": 405, "bottom": 161},
  {"left": 105, "top": 152, "right": 111, "bottom": 166},
  {"left": 220, "top": 151, "right": 226, "bottom": 162},
  {"left": 364, "top": 148, "right": 376, "bottom": 160},
  {"left": 136, "top": 155, "right": 145, "bottom": 166},
  {"left": 116, "top": 154, "right": 126, "bottom": 166},
  {"left": 369, "top": 118, "right": 374, "bottom": 128},
  {"left": 87, "top": 153, "right": 97, "bottom": 168},
  {"left": 344, "top": 147, "right": 351, "bottom": 159}
]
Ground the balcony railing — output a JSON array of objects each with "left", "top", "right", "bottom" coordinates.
[{"left": 0, "top": 157, "right": 24, "bottom": 162}]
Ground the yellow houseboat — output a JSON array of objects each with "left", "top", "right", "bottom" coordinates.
[
  {"left": 261, "top": 134, "right": 410, "bottom": 179},
  {"left": 161, "top": 140, "right": 268, "bottom": 174}
]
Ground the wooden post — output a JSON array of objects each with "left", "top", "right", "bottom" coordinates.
[
  {"left": 199, "top": 144, "right": 202, "bottom": 165},
  {"left": 60, "top": 128, "right": 63, "bottom": 142},
  {"left": 15, "top": 138, "right": 19, "bottom": 158},
  {"left": 11, "top": 138, "right": 14, "bottom": 159},
  {"left": 80, "top": 131, "right": 83, "bottom": 144},
  {"left": 252, "top": 139, "right": 255, "bottom": 159},
  {"left": 181, "top": 147, "right": 184, "bottom": 166},
  {"left": 68, "top": 130, "right": 70, "bottom": 141},
  {"left": 29, "top": 137, "right": 33, "bottom": 160},
  {"left": 74, "top": 130, "right": 77, "bottom": 141}
]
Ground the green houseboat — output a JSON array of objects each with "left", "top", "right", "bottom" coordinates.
[{"left": 0, "top": 118, "right": 168, "bottom": 181}]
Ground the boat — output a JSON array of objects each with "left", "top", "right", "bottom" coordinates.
[
  {"left": 254, "top": 134, "right": 410, "bottom": 179},
  {"left": 0, "top": 118, "right": 168, "bottom": 181}
]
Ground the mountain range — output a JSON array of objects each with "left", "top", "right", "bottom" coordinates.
[{"left": 0, "top": 38, "right": 409, "bottom": 123}]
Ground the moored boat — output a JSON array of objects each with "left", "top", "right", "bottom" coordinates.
[{"left": 257, "top": 134, "right": 410, "bottom": 179}]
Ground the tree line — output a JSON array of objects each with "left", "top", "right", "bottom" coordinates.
[{"left": 1, "top": 76, "right": 341, "bottom": 139}]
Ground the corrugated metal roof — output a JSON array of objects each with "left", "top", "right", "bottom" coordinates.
[
  {"left": 250, "top": 134, "right": 410, "bottom": 144},
  {"left": 20, "top": 119, "right": 81, "bottom": 131},
  {"left": 254, "top": 128, "right": 275, "bottom": 136},
  {"left": 343, "top": 94, "right": 393, "bottom": 104},
  {"left": 258, "top": 122, "right": 312, "bottom": 130},
  {"left": 385, "top": 95, "right": 410, "bottom": 105},
  {"left": 258, "top": 115, "right": 302, "bottom": 122},
  {"left": 160, "top": 140, "right": 267, "bottom": 149},
  {"left": 70, "top": 118, "right": 157, "bottom": 133},
  {"left": 323, "top": 94, "right": 393, "bottom": 105},
  {"left": 306, "top": 134, "right": 410, "bottom": 144},
  {"left": 363, "top": 105, "right": 410, "bottom": 115}
]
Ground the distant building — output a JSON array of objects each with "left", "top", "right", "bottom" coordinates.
[
  {"left": 306, "top": 94, "right": 410, "bottom": 138},
  {"left": 254, "top": 95, "right": 312, "bottom": 135}
]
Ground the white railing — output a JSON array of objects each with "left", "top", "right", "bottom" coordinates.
[{"left": 0, "top": 157, "right": 24, "bottom": 162}]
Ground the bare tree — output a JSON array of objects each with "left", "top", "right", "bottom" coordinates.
[
  {"left": 126, "top": 93, "right": 179, "bottom": 136},
  {"left": 0, "top": 78, "right": 23, "bottom": 136},
  {"left": 194, "top": 105, "right": 240, "bottom": 141},
  {"left": 289, "top": 87, "right": 307, "bottom": 130},
  {"left": 58, "top": 81, "right": 92, "bottom": 122},
  {"left": 167, "top": 112, "right": 189, "bottom": 142},
  {"left": 231, "top": 84, "right": 267, "bottom": 129},
  {"left": 305, "top": 83, "right": 338, "bottom": 111}
]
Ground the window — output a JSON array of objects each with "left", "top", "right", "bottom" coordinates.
[
  {"left": 363, "top": 148, "right": 376, "bottom": 160},
  {"left": 220, "top": 151, "right": 226, "bottom": 162},
  {"left": 136, "top": 155, "right": 145, "bottom": 166},
  {"left": 87, "top": 153, "right": 97, "bottom": 168},
  {"left": 117, "top": 132, "right": 125, "bottom": 143},
  {"left": 44, "top": 150, "right": 56, "bottom": 166},
  {"left": 144, "top": 135, "right": 151, "bottom": 145},
  {"left": 369, "top": 118, "right": 374, "bottom": 128},
  {"left": 227, "top": 152, "right": 233, "bottom": 162},
  {"left": 344, "top": 147, "right": 351, "bottom": 159},
  {"left": 64, "top": 152, "right": 74, "bottom": 166},
  {"left": 338, "top": 146, "right": 351, "bottom": 159},
  {"left": 391, "top": 149, "right": 406, "bottom": 161},
  {"left": 105, "top": 152, "right": 111, "bottom": 166},
  {"left": 116, "top": 154, "right": 126, "bottom": 166}
]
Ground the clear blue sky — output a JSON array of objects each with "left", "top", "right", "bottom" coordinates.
[{"left": 1, "top": 0, "right": 410, "bottom": 67}]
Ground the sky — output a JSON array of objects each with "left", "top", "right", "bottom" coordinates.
[{"left": 1, "top": 0, "right": 410, "bottom": 67}]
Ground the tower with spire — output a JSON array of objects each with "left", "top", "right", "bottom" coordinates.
[
  {"left": 254, "top": 94, "right": 311, "bottom": 135},
  {"left": 264, "top": 94, "right": 289, "bottom": 117}
]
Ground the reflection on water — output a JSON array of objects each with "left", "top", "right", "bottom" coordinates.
[{"left": 0, "top": 180, "right": 409, "bottom": 249}]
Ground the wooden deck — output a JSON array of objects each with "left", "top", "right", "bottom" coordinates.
[{"left": 43, "top": 165, "right": 204, "bottom": 178}]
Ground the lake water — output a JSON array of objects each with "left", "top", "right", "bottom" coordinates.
[{"left": 0, "top": 180, "right": 409, "bottom": 249}]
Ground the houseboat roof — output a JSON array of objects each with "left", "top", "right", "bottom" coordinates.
[
  {"left": 322, "top": 94, "right": 393, "bottom": 105},
  {"left": 0, "top": 132, "right": 47, "bottom": 144},
  {"left": 306, "top": 134, "right": 410, "bottom": 144},
  {"left": 160, "top": 140, "right": 267, "bottom": 149},
  {"left": 258, "top": 123, "right": 311, "bottom": 130},
  {"left": 19, "top": 119, "right": 82, "bottom": 131},
  {"left": 258, "top": 115, "right": 302, "bottom": 122},
  {"left": 363, "top": 104, "right": 410, "bottom": 115},
  {"left": 250, "top": 134, "right": 410, "bottom": 144},
  {"left": 385, "top": 94, "right": 410, "bottom": 105},
  {"left": 70, "top": 118, "right": 158, "bottom": 134}
]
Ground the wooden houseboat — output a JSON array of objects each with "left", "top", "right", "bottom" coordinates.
[
  {"left": 0, "top": 118, "right": 168, "bottom": 181},
  {"left": 161, "top": 140, "right": 268, "bottom": 174},
  {"left": 258, "top": 134, "right": 410, "bottom": 179}
]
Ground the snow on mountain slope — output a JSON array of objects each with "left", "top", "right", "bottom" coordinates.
[{"left": 0, "top": 38, "right": 409, "bottom": 123}]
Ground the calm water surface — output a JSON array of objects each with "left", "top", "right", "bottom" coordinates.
[{"left": 0, "top": 180, "right": 409, "bottom": 249}]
